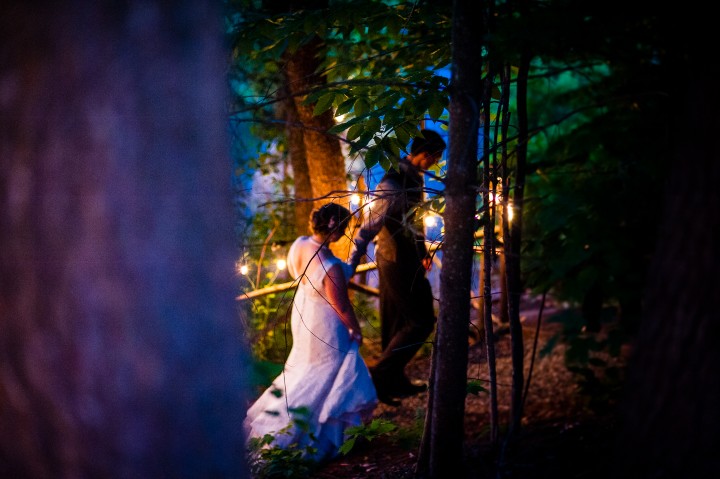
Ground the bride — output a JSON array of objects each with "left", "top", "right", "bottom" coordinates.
[{"left": 244, "top": 203, "right": 378, "bottom": 463}]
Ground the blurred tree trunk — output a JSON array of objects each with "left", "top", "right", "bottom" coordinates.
[
  {"left": 417, "top": 0, "right": 481, "bottom": 476},
  {"left": 613, "top": 9, "right": 720, "bottom": 478},
  {"left": 0, "top": 2, "right": 249, "bottom": 478}
]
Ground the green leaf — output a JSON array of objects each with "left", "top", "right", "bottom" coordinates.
[
  {"left": 366, "top": 117, "right": 381, "bottom": 133},
  {"left": 338, "top": 437, "right": 356, "bottom": 455},
  {"left": 365, "top": 145, "right": 383, "bottom": 168},
  {"left": 376, "top": 90, "right": 401, "bottom": 108},
  {"left": 428, "top": 95, "right": 447, "bottom": 120},
  {"left": 335, "top": 97, "right": 356, "bottom": 116},
  {"left": 355, "top": 98, "right": 371, "bottom": 116},
  {"left": 378, "top": 150, "right": 392, "bottom": 171},
  {"left": 313, "top": 92, "right": 336, "bottom": 116},
  {"left": 357, "top": 130, "right": 375, "bottom": 149},
  {"left": 394, "top": 123, "right": 415, "bottom": 147},
  {"left": 467, "top": 380, "right": 488, "bottom": 396},
  {"left": 347, "top": 123, "right": 364, "bottom": 141}
]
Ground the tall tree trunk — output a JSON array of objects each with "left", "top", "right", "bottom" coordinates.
[
  {"left": 505, "top": 35, "right": 530, "bottom": 438},
  {"left": 613, "top": 10, "right": 720, "bottom": 478},
  {"left": 417, "top": 0, "right": 482, "bottom": 476},
  {"left": 0, "top": 2, "right": 249, "bottom": 478},
  {"left": 279, "top": 83, "right": 313, "bottom": 236},
  {"left": 482, "top": 55, "right": 499, "bottom": 447},
  {"left": 282, "top": 35, "right": 350, "bottom": 258},
  {"left": 283, "top": 35, "right": 347, "bottom": 208},
  {"left": 269, "top": 0, "right": 349, "bottom": 254}
]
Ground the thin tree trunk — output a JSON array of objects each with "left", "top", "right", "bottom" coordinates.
[
  {"left": 482, "top": 226, "right": 499, "bottom": 445},
  {"left": 0, "top": 2, "right": 249, "bottom": 477},
  {"left": 482, "top": 0, "right": 500, "bottom": 452},
  {"left": 482, "top": 59, "right": 499, "bottom": 448},
  {"left": 475, "top": 260, "right": 486, "bottom": 342},
  {"left": 417, "top": 0, "right": 482, "bottom": 476},
  {"left": 505, "top": 42, "right": 530, "bottom": 438},
  {"left": 498, "top": 251, "right": 509, "bottom": 323}
]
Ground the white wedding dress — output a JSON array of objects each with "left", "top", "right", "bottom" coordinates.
[{"left": 244, "top": 236, "right": 377, "bottom": 462}]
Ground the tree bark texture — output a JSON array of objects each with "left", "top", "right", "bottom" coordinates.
[
  {"left": 279, "top": 85, "right": 313, "bottom": 236},
  {"left": 0, "top": 2, "right": 249, "bottom": 478},
  {"left": 417, "top": 0, "right": 482, "bottom": 476},
  {"left": 613, "top": 12, "right": 720, "bottom": 476},
  {"left": 282, "top": 34, "right": 351, "bottom": 259},
  {"left": 282, "top": 38, "right": 348, "bottom": 204}
]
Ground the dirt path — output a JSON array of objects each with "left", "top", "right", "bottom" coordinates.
[{"left": 314, "top": 301, "right": 623, "bottom": 478}]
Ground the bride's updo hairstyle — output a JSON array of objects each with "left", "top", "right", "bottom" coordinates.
[{"left": 310, "top": 203, "right": 352, "bottom": 236}]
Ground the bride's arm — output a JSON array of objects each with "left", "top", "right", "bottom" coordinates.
[{"left": 324, "top": 263, "right": 363, "bottom": 345}]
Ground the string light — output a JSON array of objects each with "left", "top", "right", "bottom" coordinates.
[
  {"left": 235, "top": 259, "right": 249, "bottom": 275},
  {"left": 424, "top": 214, "right": 438, "bottom": 228},
  {"left": 276, "top": 258, "right": 287, "bottom": 271}
]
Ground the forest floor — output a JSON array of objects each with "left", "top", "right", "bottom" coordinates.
[{"left": 313, "top": 293, "right": 628, "bottom": 478}]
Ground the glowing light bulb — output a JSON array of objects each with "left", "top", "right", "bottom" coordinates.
[
  {"left": 424, "top": 215, "right": 438, "bottom": 228},
  {"left": 276, "top": 258, "right": 287, "bottom": 271},
  {"left": 350, "top": 194, "right": 361, "bottom": 206},
  {"left": 235, "top": 259, "right": 248, "bottom": 275}
]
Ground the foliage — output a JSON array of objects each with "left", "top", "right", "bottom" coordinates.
[
  {"left": 392, "top": 408, "right": 427, "bottom": 449},
  {"left": 226, "top": 0, "right": 452, "bottom": 171},
  {"left": 541, "top": 309, "right": 628, "bottom": 414},
  {"left": 246, "top": 406, "right": 320, "bottom": 479},
  {"left": 248, "top": 359, "right": 285, "bottom": 397},
  {"left": 339, "top": 418, "right": 397, "bottom": 455},
  {"left": 229, "top": 1, "right": 675, "bottom": 458},
  {"left": 247, "top": 404, "right": 398, "bottom": 476},
  {"left": 341, "top": 413, "right": 423, "bottom": 455},
  {"left": 246, "top": 290, "right": 294, "bottom": 363},
  {"left": 467, "top": 379, "right": 489, "bottom": 397},
  {"left": 238, "top": 189, "right": 297, "bottom": 361},
  {"left": 227, "top": 1, "right": 453, "bottom": 364},
  {"left": 522, "top": 54, "right": 668, "bottom": 326}
]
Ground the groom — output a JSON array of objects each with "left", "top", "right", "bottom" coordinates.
[{"left": 349, "top": 129, "right": 447, "bottom": 406}]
